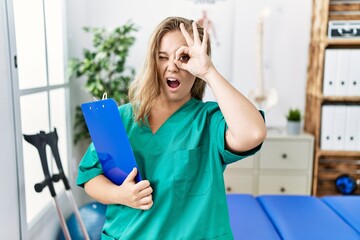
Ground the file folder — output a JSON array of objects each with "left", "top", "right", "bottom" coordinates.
[
  {"left": 321, "top": 105, "right": 335, "bottom": 150},
  {"left": 335, "top": 50, "right": 350, "bottom": 96},
  {"left": 347, "top": 50, "right": 360, "bottom": 96},
  {"left": 332, "top": 105, "right": 347, "bottom": 151},
  {"left": 344, "top": 106, "right": 360, "bottom": 151},
  {"left": 323, "top": 49, "right": 337, "bottom": 96},
  {"left": 81, "top": 98, "right": 141, "bottom": 185}
]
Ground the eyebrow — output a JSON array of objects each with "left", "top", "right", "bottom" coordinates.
[{"left": 158, "top": 51, "right": 168, "bottom": 55}]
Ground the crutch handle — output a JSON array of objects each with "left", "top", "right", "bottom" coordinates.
[
  {"left": 52, "top": 174, "right": 61, "bottom": 182},
  {"left": 34, "top": 177, "right": 56, "bottom": 197},
  {"left": 52, "top": 172, "right": 70, "bottom": 190},
  {"left": 24, "top": 133, "right": 57, "bottom": 198},
  {"left": 41, "top": 128, "right": 71, "bottom": 190}
]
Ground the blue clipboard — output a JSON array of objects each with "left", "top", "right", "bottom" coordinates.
[{"left": 81, "top": 98, "right": 141, "bottom": 185}]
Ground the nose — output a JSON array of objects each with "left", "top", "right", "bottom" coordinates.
[{"left": 167, "top": 59, "right": 179, "bottom": 73}]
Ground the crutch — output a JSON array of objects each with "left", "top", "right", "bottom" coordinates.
[
  {"left": 40, "top": 128, "right": 89, "bottom": 240},
  {"left": 23, "top": 128, "right": 89, "bottom": 240},
  {"left": 23, "top": 132, "right": 71, "bottom": 240}
]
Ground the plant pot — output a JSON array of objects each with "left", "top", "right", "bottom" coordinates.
[{"left": 287, "top": 121, "right": 301, "bottom": 135}]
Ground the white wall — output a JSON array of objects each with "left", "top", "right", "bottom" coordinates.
[
  {"left": 232, "top": 0, "right": 312, "bottom": 127},
  {"left": 67, "top": 0, "right": 312, "bottom": 131}
]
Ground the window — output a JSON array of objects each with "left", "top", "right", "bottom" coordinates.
[{"left": 12, "top": 0, "right": 70, "bottom": 228}]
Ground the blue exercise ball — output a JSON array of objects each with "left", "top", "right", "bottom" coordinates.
[
  {"left": 58, "top": 201, "right": 107, "bottom": 240},
  {"left": 335, "top": 174, "right": 357, "bottom": 195}
]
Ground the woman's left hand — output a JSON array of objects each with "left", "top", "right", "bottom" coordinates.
[{"left": 174, "top": 22, "right": 213, "bottom": 81}]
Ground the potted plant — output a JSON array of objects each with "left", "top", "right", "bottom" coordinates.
[
  {"left": 68, "top": 22, "right": 138, "bottom": 144},
  {"left": 286, "top": 108, "right": 302, "bottom": 135}
]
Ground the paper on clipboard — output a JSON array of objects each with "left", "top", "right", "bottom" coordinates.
[{"left": 81, "top": 98, "right": 141, "bottom": 185}]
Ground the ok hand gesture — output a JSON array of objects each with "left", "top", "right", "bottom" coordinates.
[{"left": 174, "top": 22, "right": 214, "bottom": 82}]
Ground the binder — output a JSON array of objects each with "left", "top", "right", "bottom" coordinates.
[
  {"left": 332, "top": 105, "right": 347, "bottom": 151},
  {"left": 347, "top": 49, "right": 360, "bottom": 96},
  {"left": 328, "top": 20, "right": 360, "bottom": 38},
  {"left": 81, "top": 98, "right": 141, "bottom": 185},
  {"left": 323, "top": 49, "right": 337, "bottom": 96},
  {"left": 344, "top": 105, "right": 360, "bottom": 151},
  {"left": 357, "top": 106, "right": 360, "bottom": 151},
  {"left": 335, "top": 50, "right": 350, "bottom": 96},
  {"left": 321, "top": 105, "right": 335, "bottom": 150}
]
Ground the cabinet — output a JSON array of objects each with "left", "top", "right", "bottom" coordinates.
[
  {"left": 224, "top": 131, "right": 314, "bottom": 195},
  {"left": 304, "top": 0, "right": 360, "bottom": 196}
]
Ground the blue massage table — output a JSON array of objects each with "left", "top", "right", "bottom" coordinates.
[
  {"left": 322, "top": 196, "right": 360, "bottom": 235},
  {"left": 227, "top": 194, "right": 360, "bottom": 240}
]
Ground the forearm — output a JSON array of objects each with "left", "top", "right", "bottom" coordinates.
[
  {"left": 176, "top": 22, "right": 266, "bottom": 151},
  {"left": 84, "top": 171, "right": 154, "bottom": 210},
  {"left": 84, "top": 175, "right": 121, "bottom": 204},
  {"left": 204, "top": 67, "right": 267, "bottom": 151}
]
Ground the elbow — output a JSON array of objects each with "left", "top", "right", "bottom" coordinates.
[
  {"left": 243, "top": 111, "right": 267, "bottom": 148},
  {"left": 227, "top": 124, "right": 267, "bottom": 152},
  {"left": 242, "top": 125, "right": 266, "bottom": 149},
  {"left": 256, "top": 123, "right": 267, "bottom": 142}
]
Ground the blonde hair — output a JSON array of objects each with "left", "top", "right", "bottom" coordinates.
[{"left": 128, "top": 16, "right": 211, "bottom": 124}]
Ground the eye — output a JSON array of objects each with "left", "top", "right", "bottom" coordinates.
[
  {"left": 179, "top": 54, "right": 190, "bottom": 63},
  {"left": 158, "top": 55, "right": 168, "bottom": 61}
]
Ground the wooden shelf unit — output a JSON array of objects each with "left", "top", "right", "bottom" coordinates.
[{"left": 305, "top": 0, "right": 360, "bottom": 196}]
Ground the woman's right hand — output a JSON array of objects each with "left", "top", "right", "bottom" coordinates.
[
  {"left": 116, "top": 168, "right": 153, "bottom": 210},
  {"left": 84, "top": 168, "right": 153, "bottom": 210}
]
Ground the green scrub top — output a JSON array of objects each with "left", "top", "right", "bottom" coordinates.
[{"left": 77, "top": 98, "right": 262, "bottom": 240}]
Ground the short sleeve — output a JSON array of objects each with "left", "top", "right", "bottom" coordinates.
[
  {"left": 209, "top": 105, "right": 265, "bottom": 165},
  {"left": 76, "top": 143, "right": 103, "bottom": 187}
]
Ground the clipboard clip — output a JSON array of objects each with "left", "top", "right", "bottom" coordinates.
[{"left": 93, "top": 92, "right": 108, "bottom": 101}]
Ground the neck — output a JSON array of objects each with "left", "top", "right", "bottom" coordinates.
[{"left": 155, "top": 95, "right": 191, "bottom": 112}]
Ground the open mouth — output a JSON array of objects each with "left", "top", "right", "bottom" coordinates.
[{"left": 167, "top": 78, "right": 180, "bottom": 88}]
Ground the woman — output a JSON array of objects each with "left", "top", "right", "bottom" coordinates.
[{"left": 77, "top": 16, "right": 266, "bottom": 239}]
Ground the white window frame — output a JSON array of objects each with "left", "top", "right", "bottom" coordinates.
[{"left": 6, "top": 0, "right": 73, "bottom": 238}]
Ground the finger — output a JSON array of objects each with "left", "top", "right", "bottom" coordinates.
[
  {"left": 192, "top": 21, "right": 200, "bottom": 45},
  {"left": 201, "top": 28, "right": 208, "bottom": 49},
  {"left": 134, "top": 179, "right": 151, "bottom": 192},
  {"left": 139, "top": 200, "right": 153, "bottom": 210},
  {"left": 123, "top": 168, "right": 137, "bottom": 183},
  {"left": 138, "top": 186, "right": 153, "bottom": 198},
  {"left": 175, "top": 46, "right": 189, "bottom": 60},
  {"left": 175, "top": 46, "right": 191, "bottom": 70},
  {"left": 174, "top": 59, "right": 183, "bottom": 70},
  {"left": 180, "top": 23, "right": 194, "bottom": 46},
  {"left": 174, "top": 46, "right": 190, "bottom": 69},
  {"left": 139, "top": 195, "right": 153, "bottom": 206}
]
